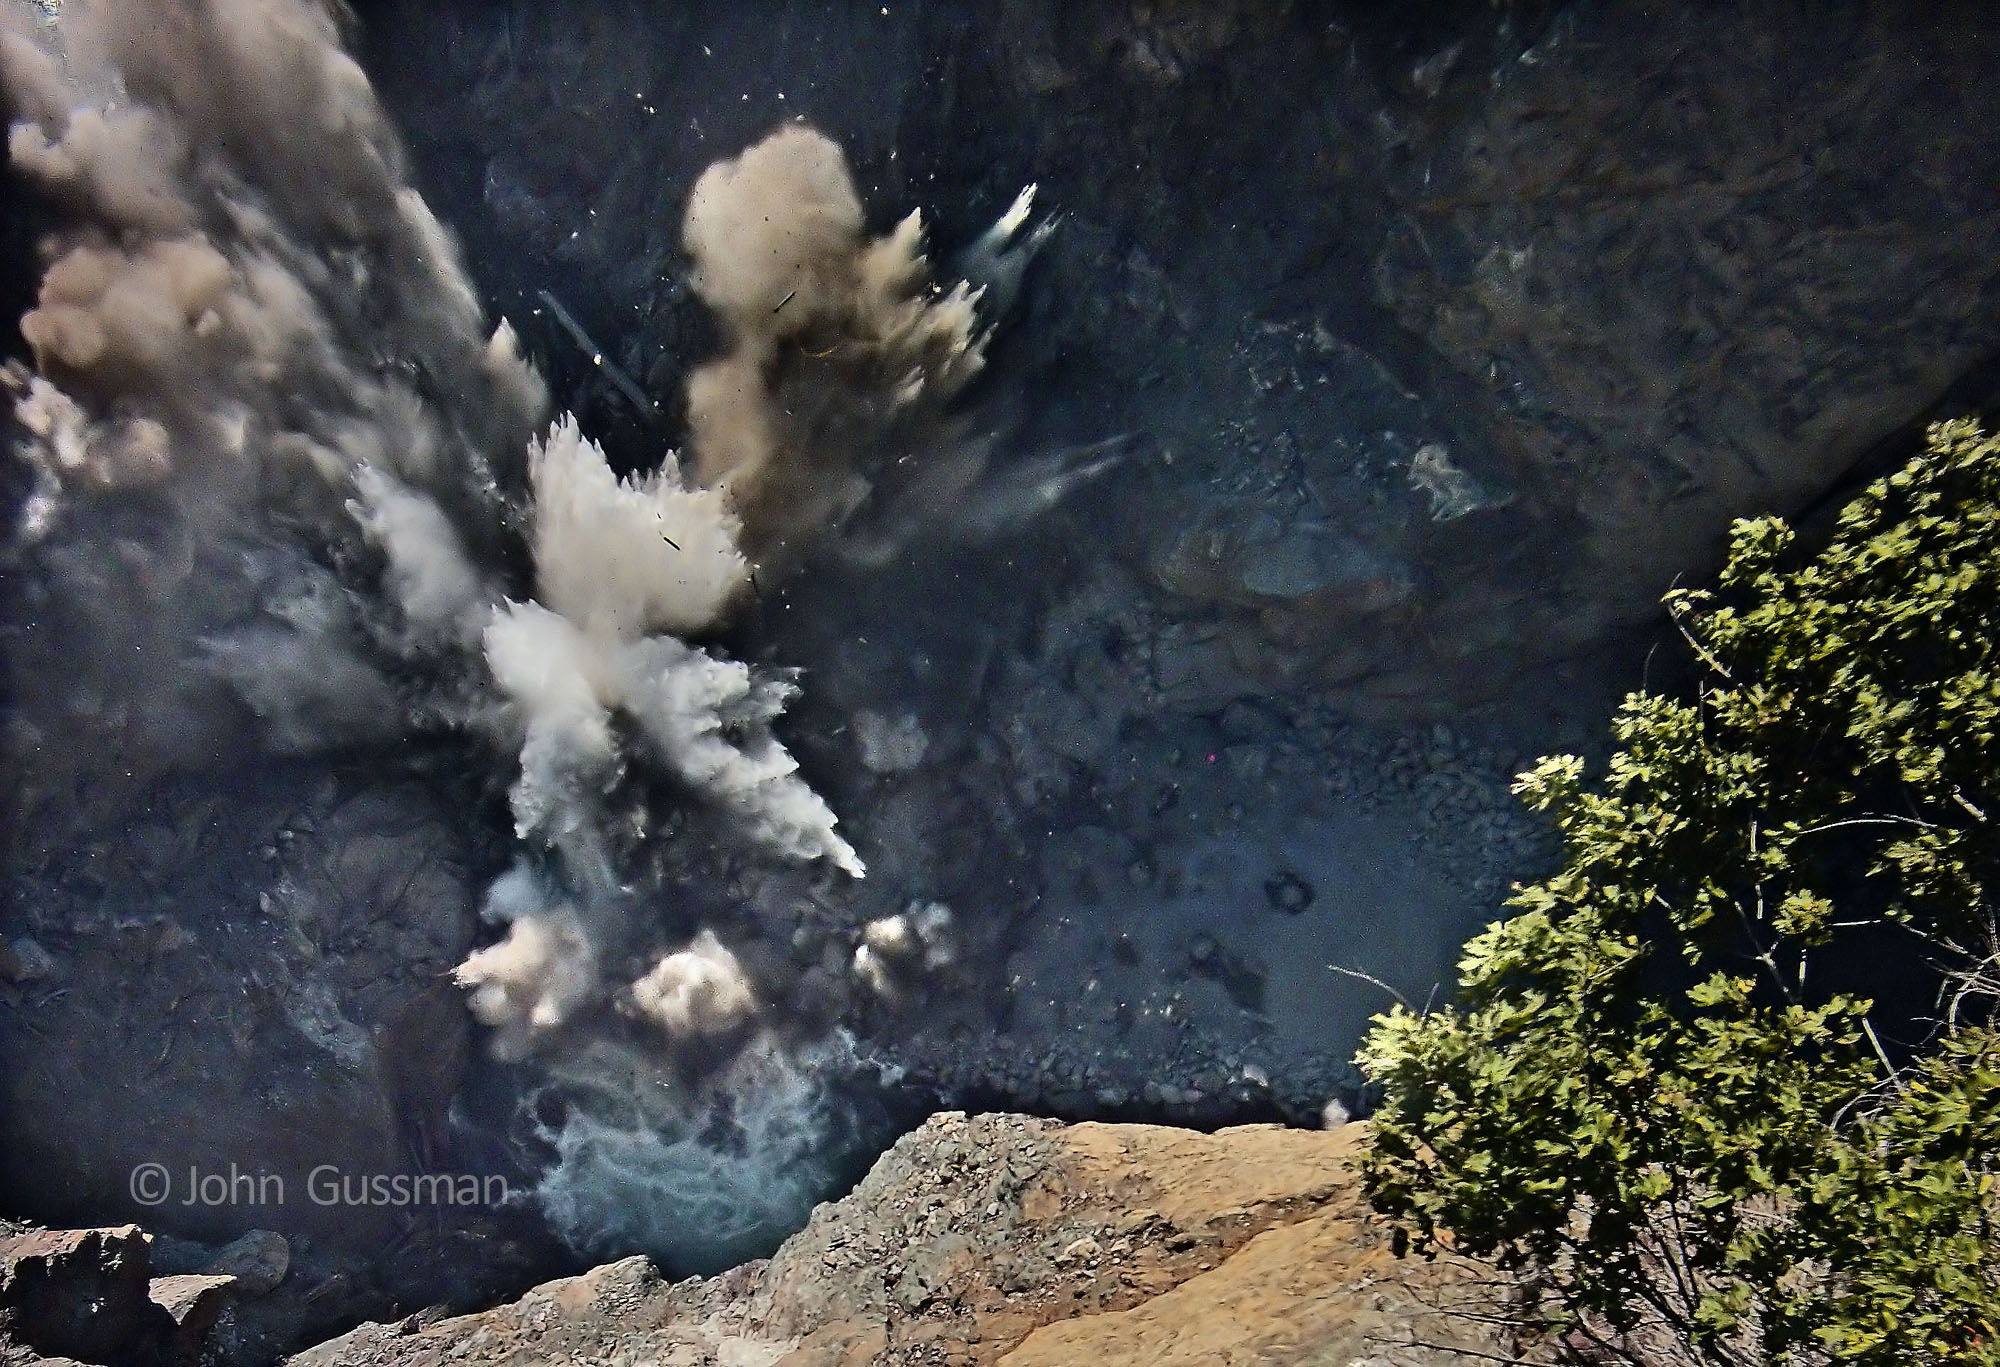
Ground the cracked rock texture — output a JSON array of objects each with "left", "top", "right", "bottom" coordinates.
[{"left": 293, "top": 1112, "right": 1509, "bottom": 1366}]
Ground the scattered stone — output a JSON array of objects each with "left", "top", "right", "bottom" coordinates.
[
  {"left": 150, "top": 1272, "right": 237, "bottom": 1340},
  {"left": 201, "top": 1229, "right": 290, "bottom": 1297},
  {"left": 291, "top": 1115, "right": 1513, "bottom": 1366},
  {"left": 1059, "top": 1236, "right": 1101, "bottom": 1264}
]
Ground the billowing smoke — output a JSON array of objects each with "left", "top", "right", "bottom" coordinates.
[
  {"left": 455, "top": 867, "right": 600, "bottom": 1063},
  {"left": 1, "top": 0, "right": 1038, "bottom": 1264},
  {"left": 682, "top": 123, "right": 993, "bottom": 563},
  {"left": 628, "top": 930, "right": 758, "bottom": 1043},
  {"left": 481, "top": 414, "right": 863, "bottom": 877},
  {"left": 0, "top": 0, "right": 545, "bottom": 807},
  {"left": 853, "top": 902, "right": 957, "bottom": 1000},
  {"left": 525, "top": 413, "right": 747, "bottom": 639}
]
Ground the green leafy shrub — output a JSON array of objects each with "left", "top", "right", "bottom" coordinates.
[{"left": 1358, "top": 420, "right": 2000, "bottom": 1365}]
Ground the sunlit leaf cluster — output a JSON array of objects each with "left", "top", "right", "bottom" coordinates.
[{"left": 1360, "top": 420, "right": 2000, "bottom": 1364}]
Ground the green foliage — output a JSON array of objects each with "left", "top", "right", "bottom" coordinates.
[{"left": 1358, "top": 420, "right": 2000, "bottom": 1365}]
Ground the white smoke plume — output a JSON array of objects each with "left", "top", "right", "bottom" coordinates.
[
  {"left": 480, "top": 596, "right": 868, "bottom": 877},
  {"left": 481, "top": 601, "right": 620, "bottom": 845},
  {"left": 2, "top": 1, "right": 1020, "bottom": 1264},
  {"left": 854, "top": 901, "right": 956, "bottom": 999},
  {"left": 527, "top": 412, "right": 747, "bottom": 640},
  {"left": 484, "top": 419, "right": 865, "bottom": 874},
  {"left": 628, "top": 930, "right": 757, "bottom": 1042},
  {"left": 455, "top": 867, "right": 600, "bottom": 1063},
  {"left": 347, "top": 463, "right": 489, "bottom": 645}
]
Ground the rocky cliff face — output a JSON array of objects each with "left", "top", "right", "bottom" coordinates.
[
  {"left": 1, "top": 1220, "right": 271, "bottom": 1367},
  {"left": 291, "top": 1113, "right": 1512, "bottom": 1367},
  {"left": 0, "top": 774, "right": 560, "bottom": 1348},
  {"left": 363, "top": 0, "right": 2000, "bottom": 715}
]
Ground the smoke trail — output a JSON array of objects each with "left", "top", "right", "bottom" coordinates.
[{"left": 2, "top": 1, "right": 1040, "bottom": 1261}]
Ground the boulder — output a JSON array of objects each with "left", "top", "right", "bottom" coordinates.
[
  {"left": 198, "top": 1231, "right": 288, "bottom": 1299},
  {"left": 0, "top": 1226, "right": 168, "bottom": 1364},
  {"left": 147, "top": 1275, "right": 236, "bottom": 1351}
]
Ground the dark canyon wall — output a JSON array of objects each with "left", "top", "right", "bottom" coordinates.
[{"left": 360, "top": 0, "right": 2000, "bottom": 713}]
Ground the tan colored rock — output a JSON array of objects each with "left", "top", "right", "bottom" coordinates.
[
  {"left": 1000, "top": 1205, "right": 1501, "bottom": 1365},
  {"left": 292, "top": 1115, "right": 1514, "bottom": 1366},
  {"left": 0, "top": 1225, "right": 169, "bottom": 1364},
  {"left": 149, "top": 1272, "right": 236, "bottom": 1347}
]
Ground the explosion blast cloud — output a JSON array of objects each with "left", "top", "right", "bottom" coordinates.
[{"left": 2, "top": 0, "right": 1042, "bottom": 1265}]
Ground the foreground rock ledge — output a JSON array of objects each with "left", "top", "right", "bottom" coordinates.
[{"left": 294, "top": 1114, "right": 1511, "bottom": 1366}]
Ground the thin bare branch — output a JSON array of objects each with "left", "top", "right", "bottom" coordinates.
[{"left": 1327, "top": 961, "right": 1412, "bottom": 1009}]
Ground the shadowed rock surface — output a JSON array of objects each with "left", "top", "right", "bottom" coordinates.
[
  {"left": 0, "top": 775, "right": 559, "bottom": 1359},
  {"left": 361, "top": 0, "right": 2000, "bottom": 714},
  {"left": 0, "top": 1221, "right": 246, "bottom": 1366}
]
